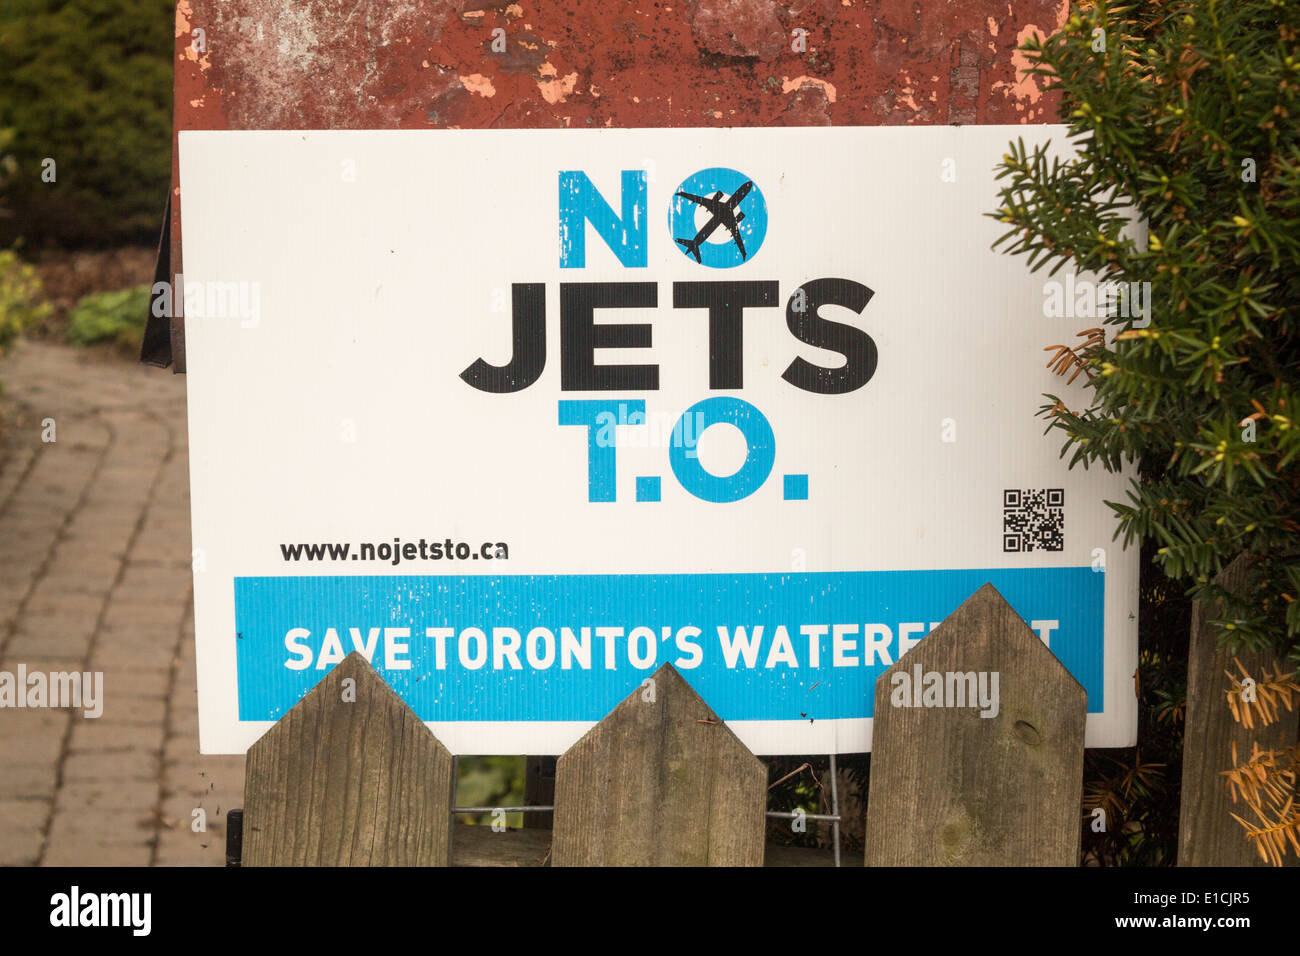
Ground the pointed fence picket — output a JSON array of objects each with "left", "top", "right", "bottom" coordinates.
[
  {"left": 551, "top": 663, "right": 767, "bottom": 866},
  {"left": 242, "top": 653, "right": 455, "bottom": 865},
  {"left": 865, "top": 584, "right": 1086, "bottom": 865}
]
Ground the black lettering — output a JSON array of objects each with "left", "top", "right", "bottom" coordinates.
[
  {"left": 782, "top": 278, "right": 876, "bottom": 394},
  {"left": 672, "top": 281, "right": 779, "bottom": 389},
  {"left": 460, "top": 283, "right": 546, "bottom": 393},
  {"left": 560, "top": 282, "right": 659, "bottom": 390}
]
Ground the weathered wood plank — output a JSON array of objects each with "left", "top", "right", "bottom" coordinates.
[
  {"left": 552, "top": 663, "right": 766, "bottom": 866},
  {"left": 865, "top": 583, "right": 1087, "bottom": 865},
  {"left": 1178, "top": 555, "right": 1299, "bottom": 866},
  {"left": 242, "top": 652, "right": 454, "bottom": 865}
]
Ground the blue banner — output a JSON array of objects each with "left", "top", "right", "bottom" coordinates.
[{"left": 233, "top": 568, "right": 1104, "bottom": 724}]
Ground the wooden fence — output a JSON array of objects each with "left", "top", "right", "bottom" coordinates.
[{"left": 232, "top": 579, "right": 1295, "bottom": 866}]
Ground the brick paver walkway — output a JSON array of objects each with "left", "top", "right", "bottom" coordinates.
[{"left": 0, "top": 341, "right": 243, "bottom": 866}]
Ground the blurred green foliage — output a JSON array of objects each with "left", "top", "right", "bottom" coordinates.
[
  {"left": 455, "top": 756, "right": 525, "bottom": 828},
  {"left": 0, "top": 0, "right": 173, "bottom": 247},
  {"left": 0, "top": 247, "right": 50, "bottom": 356},
  {"left": 65, "top": 283, "right": 148, "bottom": 351}
]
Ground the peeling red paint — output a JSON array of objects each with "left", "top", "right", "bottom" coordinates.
[
  {"left": 174, "top": 0, "right": 1066, "bottom": 136},
  {"left": 781, "top": 75, "right": 836, "bottom": 102},
  {"left": 168, "top": 0, "right": 1066, "bottom": 370},
  {"left": 538, "top": 70, "right": 579, "bottom": 105},
  {"left": 776, "top": 82, "right": 834, "bottom": 125},
  {"left": 994, "top": 23, "right": 1053, "bottom": 109},
  {"left": 689, "top": 0, "right": 788, "bottom": 59},
  {"left": 460, "top": 73, "right": 497, "bottom": 97}
]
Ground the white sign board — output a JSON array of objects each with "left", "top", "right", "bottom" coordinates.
[{"left": 179, "top": 126, "right": 1137, "bottom": 755}]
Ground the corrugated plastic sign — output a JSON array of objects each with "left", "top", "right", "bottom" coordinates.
[{"left": 180, "top": 125, "right": 1138, "bottom": 754}]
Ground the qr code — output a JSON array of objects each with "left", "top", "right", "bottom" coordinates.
[{"left": 1003, "top": 489, "right": 1064, "bottom": 552}]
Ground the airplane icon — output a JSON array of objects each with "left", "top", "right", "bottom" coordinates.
[{"left": 674, "top": 180, "right": 754, "bottom": 262}]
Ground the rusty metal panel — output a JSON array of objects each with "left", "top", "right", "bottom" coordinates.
[{"left": 164, "top": 0, "right": 1065, "bottom": 370}]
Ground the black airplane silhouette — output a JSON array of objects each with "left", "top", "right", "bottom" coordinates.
[{"left": 674, "top": 180, "right": 754, "bottom": 262}]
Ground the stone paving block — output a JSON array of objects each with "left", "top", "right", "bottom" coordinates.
[
  {"left": 60, "top": 515, "right": 141, "bottom": 543},
  {"left": 86, "top": 691, "right": 169, "bottom": 727},
  {"left": 0, "top": 763, "right": 58, "bottom": 800},
  {"left": 0, "top": 573, "right": 35, "bottom": 609},
  {"left": 42, "top": 810, "right": 154, "bottom": 866},
  {"left": 4, "top": 648, "right": 90, "bottom": 667},
  {"left": 97, "top": 665, "right": 172, "bottom": 701},
  {"left": 88, "top": 477, "right": 161, "bottom": 501},
  {"left": 94, "top": 465, "right": 162, "bottom": 488},
  {"left": 99, "top": 618, "right": 177, "bottom": 643},
  {"left": 6, "top": 618, "right": 97, "bottom": 659},
  {"left": 151, "top": 470, "right": 191, "bottom": 496},
  {"left": 115, "top": 565, "right": 194, "bottom": 603},
  {"left": 42, "top": 842, "right": 155, "bottom": 867},
  {"left": 171, "top": 663, "right": 196, "bottom": 694},
  {"left": 45, "top": 806, "right": 155, "bottom": 846},
  {"left": 54, "top": 780, "right": 161, "bottom": 816},
  {"left": 82, "top": 679, "right": 161, "bottom": 723},
  {"left": 0, "top": 708, "right": 71, "bottom": 764},
  {"left": 0, "top": 543, "right": 53, "bottom": 574},
  {"left": 21, "top": 592, "right": 105, "bottom": 621},
  {"left": 23, "top": 468, "right": 96, "bottom": 509},
  {"left": 62, "top": 749, "right": 160, "bottom": 784},
  {"left": 26, "top": 427, "right": 109, "bottom": 455},
  {"left": 2, "top": 515, "right": 67, "bottom": 541},
  {"left": 139, "top": 502, "right": 191, "bottom": 525},
  {"left": 0, "top": 446, "right": 36, "bottom": 503},
  {"left": 166, "top": 709, "right": 200, "bottom": 740},
  {"left": 170, "top": 655, "right": 202, "bottom": 683},
  {"left": 93, "top": 634, "right": 177, "bottom": 671},
  {"left": 81, "top": 492, "right": 153, "bottom": 516},
  {"left": 3, "top": 499, "right": 70, "bottom": 526},
  {"left": 46, "top": 538, "right": 130, "bottom": 568},
  {"left": 101, "top": 600, "right": 182, "bottom": 632},
  {"left": 0, "top": 799, "right": 50, "bottom": 865},
  {"left": 69, "top": 716, "right": 163, "bottom": 753},
  {"left": 129, "top": 534, "right": 192, "bottom": 567},
  {"left": 39, "top": 561, "right": 121, "bottom": 596},
  {"left": 100, "top": 405, "right": 168, "bottom": 431}
]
